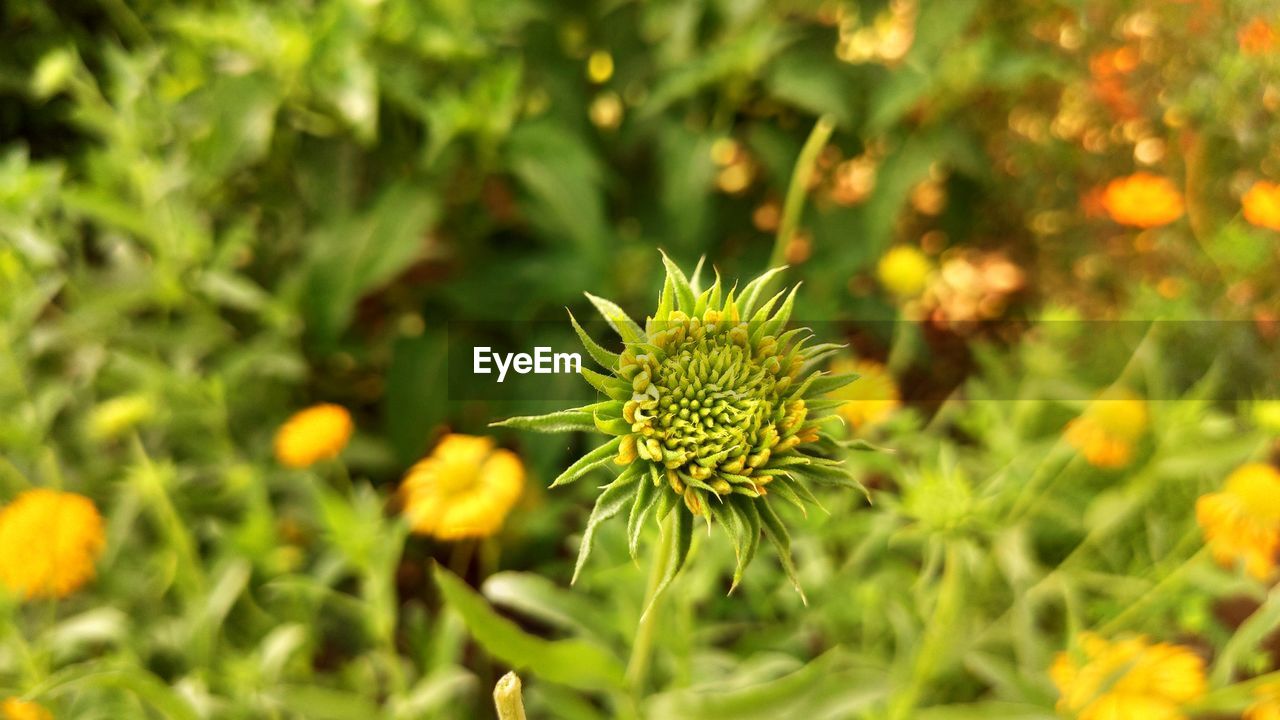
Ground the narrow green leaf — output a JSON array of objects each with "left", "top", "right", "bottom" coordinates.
[
  {"left": 432, "top": 566, "right": 626, "bottom": 691},
  {"left": 758, "top": 499, "right": 806, "bottom": 604},
  {"left": 573, "top": 469, "right": 641, "bottom": 583},
  {"left": 757, "top": 284, "right": 800, "bottom": 340},
  {"left": 568, "top": 309, "right": 620, "bottom": 368},
  {"left": 642, "top": 507, "right": 693, "bottom": 620},
  {"left": 585, "top": 292, "right": 643, "bottom": 344},
  {"left": 738, "top": 266, "right": 788, "bottom": 319},
  {"left": 493, "top": 409, "right": 597, "bottom": 433},
  {"left": 550, "top": 437, "right": 622, "bottom": 488},
  {"left": 628, "top": 474, "right": 661, "bottom": 559},
  {"left": 581, "top": 366, "right": 632, "bottom": 401},
  {"left": 593, "top": 414, "right": 632, "bottom": 435},
  {"left": 660, "top": 250, "right": 697, "bottom": 313}
]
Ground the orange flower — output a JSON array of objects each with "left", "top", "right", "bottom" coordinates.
[
  {"left": 1064, "top": 389, "right": 1148, "bottom": 469},
  {"left": 1240, "top": 18, "right": 1277, "bottom": 55},
  {"left": 1247, "top": 681, "right": 1280, "bottom": 720},
  {"left": 1243, "top": 181, "right": 1280, "bottom": 231},
  {"left": 1051, "top": 632, "right": 1206, "bottom": 720},
  {"left": 400, "top": 435, "right": 524, "bottom": 540},
  {"left": 1197, "top": 463, "right": 1280, "bottom": 580},
  {"left": 1100, "top": 173, "right": 1184, "bottom": 228},
  {"left": 1, "top": 699, "right": 52, "bottom": 720},
  {"left": 0, "top": 489, "right": 105, "bottom": 600},
  {"left": 274, "top": 404, "right": 353, "bottom": 468},
  {"left": 828, "top": 359, "right": 901, "bottom": 428}
]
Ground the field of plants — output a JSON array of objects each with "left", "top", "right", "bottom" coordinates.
[{"left": 3, "top": 0, "right": 1280, "bottom": 718}]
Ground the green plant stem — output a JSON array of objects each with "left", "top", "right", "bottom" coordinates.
[
  {"left": 626, "top": 512, "right": 678, "bottom": 697},
  {"left": 1097, "top": 546, "right": 1208, "bottom": 637},
  {"left": 493, "top": 672, "right": 528, "bottom": 720},
  {"left": 769, "top": 114, "right": 836, "bottom": 270}
]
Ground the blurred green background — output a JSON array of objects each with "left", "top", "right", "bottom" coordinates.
[{"left": 2, "top": 0, "right": 1280, "bottom": 717}]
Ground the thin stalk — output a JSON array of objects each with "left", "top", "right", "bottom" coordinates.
[
  {"left": 626, "top": 512, "right": 678, "bottom": 696},
  {"left": 769, "top": 115, "right": 836, "bottom": 270}
]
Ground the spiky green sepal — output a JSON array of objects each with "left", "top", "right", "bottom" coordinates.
[{"left": 495, "top": 255, "right": 866, "bottom": 596}]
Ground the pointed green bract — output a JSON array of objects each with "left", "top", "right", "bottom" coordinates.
[{"left": 498, "top": 254, "right": 865, "bottom": 596}]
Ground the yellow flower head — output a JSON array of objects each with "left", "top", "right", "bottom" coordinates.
[
  {"left": 1197, "top": 463, "right": 1280, "bottom": 579},
  {"left": 1, "top": 699, "right": 51, "bottom": 720},
  {"left": 1064, "top": 389, "right": 1148, "bottom": 468},
  {"left": 877, "top": 245, "right": 933, "bottom": 298},
  {"left": 401, "top": 435, "right": 524, "bottom": 540},
  {"left": 1051, "top": 632, "right": 1206, "bottom": 720},
  {"left": 0, "top": 489, "right": 105, "bottom": 600},
  {"left": 1101, "top": 173, "right": 1184, "bottom": 228},
  {"left": 1243, "top": 181, "right": 1280, "bottom": 231},
  {"left": 1246, "top": 681, "right": 1280, "bottom": 720},
  {"left": 829, "top": 358, "right": 901, "bottom": 428},
  {"left": 274, "top": 404, "right": 353, "bottom": 468}
]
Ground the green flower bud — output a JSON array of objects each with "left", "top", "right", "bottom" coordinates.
[{"left": 494, "top": 253, "right": 868, "bottom": 595}]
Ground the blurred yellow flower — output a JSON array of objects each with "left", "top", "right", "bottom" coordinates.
[
  {"left": 1243, "top": 181, "right": 1280, "bottom": 231},
  {"left": 1064, "top": 390, "right": 1147, "bottom": 469},
  {"left": 1247, "top": 681, "right": 1280, "bottom": 720},
  {"left": 0, "top": 489, "right": 105, "bottom": 600},
  {"left": 829, "top": 358, "right": 900, "bottom": 428},
  {"left": 586, "top": 50, "right": 614, "bottom": 83},
  {"left": 877, "top": 245, "right": 932, "bottom": 298},
  {"left": 1254, "top": 400, "right": 1280, "bottom": 433},
  {"left": 1, "top": 698, "right": 51, "bottom": 720},
  {"left": 1196, "top": 463, "right": 1280, "bottom": 580},
  {"left": 1050, "top": 632, "right": 1206, "bottom": 720},
  {"left": 400, "top": 435, "right": 524, "bottom": 540},
  {"left": 1101, "top": 173, "right": 1184, "bottom": 228},
  {"left": 274, "top": 404, "right": 353, "bottom": 468}
]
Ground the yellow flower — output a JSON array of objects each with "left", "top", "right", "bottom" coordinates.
[
  {"left": 1, "top": 698, "right": 52, "bottom": 720},
  {"left": 400, "top": 435, "right": 524, "bottom": 540},
  {"left": 1051, "top": 632, "right": 1206, "bottom": 720},
  {"left": 1243, "top": 181, "right": 1280, "bottom": 231},
  {"left": 1101, "top": 173, "right": 1184, "bottom": 228},
  {"left": 877, "top": 245, "right": 933, "bottom": 298},
  {"left": 274, "top": 404, "right": 353, "bottom": 468},
  {"left": 1064, "top": 389, "right": 1148, "bottom": 468},
  {"left": 1196, "top": 463, "right": 1280, "bottom": 580},
  {"left": 0, "top": 489, "right": 105, "bottom": 600},
  {"left": 1246, "top": 681, "right": 1280, "bottom": 720},
  {"left": 828, "top": 358, "right": 901, "bottom": 428},
  {"left": 1255, "top": 400, "right": 1280, "bottom": 434}
]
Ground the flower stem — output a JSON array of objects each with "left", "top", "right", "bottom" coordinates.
[
  {"left": 769, "top": 114, "right": 836, "bottom": 270},
  {"left": 626, "top": 511, "right": 677, "bottom": 697},
  {"left": 493, "top": 672, "right": 528, "bottom": 720}
]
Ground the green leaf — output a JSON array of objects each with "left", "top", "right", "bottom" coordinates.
[
  {"left": 573, "top": 469, "right": 642, "bottom": 583},
  {"left": 758, "top": 499, "right": 806, "bottom": 603},
  {"left": 303, "top": 185, "right": 440, "bottom": 345},
  {"left": 645, "top": 649, "right": 886, "bottom": 719},
  {"left": 483, "top": 572, "right": 617, "bottom": 642},
  {"left": 550, "top": 437, "right": 622, "bottom": 488},
  {"left": 628, "top": 472, "right": 662, "bottom": 559},
  {"left": 569, "top": 309, "right": 620, "bottom": 368},
  {"left": 593, "top": 414, "right": 632, "bottom": 436},
  {"left": 655, "top": 251, "right": 696, "bottom": 312},
  {"left": 37, "top": 665, "right": 200, "bottom": 720},
  {"left": 493, "top": 409, "right": 598, "bottom": 434},
  {"left": 279, "top": 685, "right": 382, "bottom": 720},
  {"left": 738, "top": 266, "right": 788, "bottom": 319},
  {"left": 584, "top": 292, "right": 643, "bottom": 344},
  {"left": 581, "top": 366, "right": 632, "bottom": 401},
  {"left": 432, "top": 566, "right": 625, "bottom": 691},
  {"left": 642, "top": 507, "right": 693, "bottom": 620}
]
